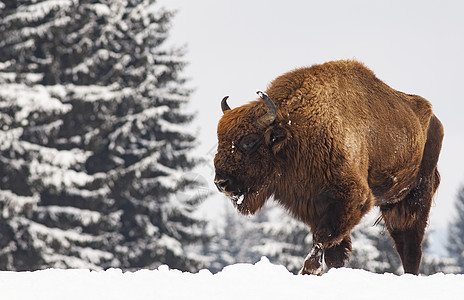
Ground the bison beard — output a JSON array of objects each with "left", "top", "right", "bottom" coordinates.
[{"left": 214, "top": 60, "right": 443, "bottom": 275}]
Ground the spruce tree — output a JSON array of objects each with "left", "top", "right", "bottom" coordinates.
[
  {"left": 348, "top": 214, "right": 402, "bottom": 274},
  {"left": 0, "top": 0, "right": 206, "bottom": 271},
  {"left": 252, "top": 205, "right": 312, "bottom": 274},
  {"left": 349, "top": 213, "right": 457, "bottom": 275},
  {"left": 204, "top": 204, "right": 311, "bottom": 274},
  {"left": 204, "top": 204, "right": 265, "bottom": 273},
  {"left": 206, "top": 203, "right": 456, "bottom": 274},
  {"left": 447, "top": 185, "right": 464, "bottom": 272}
]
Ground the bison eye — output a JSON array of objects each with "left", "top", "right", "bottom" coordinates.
[{"left": 238, "top": 133, "right": 261, "bottom": 154}]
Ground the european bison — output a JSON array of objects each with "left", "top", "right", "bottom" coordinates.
[{"left": 213, "top": 60, "right": 443, "bottom": 275}]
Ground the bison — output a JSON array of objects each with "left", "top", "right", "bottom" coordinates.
[{"left": 213, "top": 59, "right": 443, "bottom": 275}]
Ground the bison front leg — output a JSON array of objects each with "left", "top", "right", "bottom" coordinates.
[
  {"left": 324, "top": 235, "right": 352, "bottom": 269},
  {"left": 300, "top": 243, "right": 324, "bottom": 275},
  {"left": 300, "top": 235, "right": 352, "bottom": 275},
  {"left": 301, "top": 181, "right": 372, "bottom": 274},
  {"left": 313, "top": 191, "right": 371, "bottom": 248}
]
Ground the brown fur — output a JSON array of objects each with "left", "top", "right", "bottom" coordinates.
[{"left": 214, "top": 60, "right": 443, "bottom": 275}]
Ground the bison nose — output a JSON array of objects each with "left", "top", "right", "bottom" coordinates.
[{"left": 214, "top": 179, "right": 229, "bottom": 193}]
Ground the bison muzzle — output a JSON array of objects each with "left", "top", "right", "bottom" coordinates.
[{"left": 213, "top": 60, "right": 443, "bottom": 275}]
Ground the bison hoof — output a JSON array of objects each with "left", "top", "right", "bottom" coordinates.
[
  {"left": 299, "top": 264, "right": 324, "bottom": 276},
  {"left": 300, "top": 243, "right": 324, "bottom": 276}
]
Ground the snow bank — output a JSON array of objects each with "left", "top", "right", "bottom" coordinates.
[{"left": 1, "top": 257, "right": 462, "bottom": 300}]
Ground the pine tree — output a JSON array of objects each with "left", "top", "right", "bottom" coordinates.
[
  {"left": 205, "top": 202, "right": 456, "bottom": 274},
  {"left": 349, "top": 212, "right": 459, "bottom": 275},
  {"left": 252, "top": 205, "right": 312, "bottom": 274},
  {"left": 0, "top": 0, "right": 206, "bottom": 271},
  {"left": 203, "top": 203, "right": 311, "bottom": 274},
  {"left": 447, "top": 185, "right": 464, "bottom": 272},
  {"left": 348, "top": 213, "right": 402, "bottom": 274},
  {"left": 203, "top": 204, "right": 265, "bottom": 273}
]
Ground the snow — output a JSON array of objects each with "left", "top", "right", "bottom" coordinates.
[
  {"left": 3, "top": 0, "right": 76, "bottom": 23},
  {"left": 91, "top": 3, "right": 112, "bottom": 17},
  {"left": 29, "top": 159, "right": 94, "bottom": 188},
  {"left": 158, "top": 234, "right": 183, "bottom": 257},
  {"left": 0, "top": 128, "right": 23, "bottom": 150},
  {"left": 236, "top": 194, "right": 245, "bottom": 205},
  {"left": 0, "top": 257, "right": 462, "bottom": 300},
  {"left": 21, "top": 142, "right": 92, "bottom": 169},
  {"left": 0, "top": 83, "right": 71, "bottom": 124},
  {"left": 36, "top": 206, "right": 102, "bottom": 226},
  {"left": 0, "top": 189, "right": 39, "bottom": 218}
]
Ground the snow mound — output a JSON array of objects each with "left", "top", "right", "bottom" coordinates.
[{"left": 1, "top": 257, "right": 462, "bottom": 300}]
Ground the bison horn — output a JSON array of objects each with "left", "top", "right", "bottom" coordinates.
[
  {"left": 221, "top": 96, "right": 231, "bottom": 113},
  {"left": 256, "top": 91, "right": 277, "bottom": 127}
]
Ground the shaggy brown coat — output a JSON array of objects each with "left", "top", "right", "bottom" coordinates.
[{"left": 214, "top": 60, "right": 443, "bottom": 275}]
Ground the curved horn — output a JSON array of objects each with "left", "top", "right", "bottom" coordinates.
[
  {"left": 221, "top": 96, "right": 231, "bottom": 113},
  {"left": 256, "top": 91, "right": 277, "bottom": 127}
]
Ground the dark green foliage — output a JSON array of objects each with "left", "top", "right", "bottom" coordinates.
[
  {"left": 447, "top": 185, "right": 464, "bottom": 272},
  {"left": 0, "top": 0, "right": 206, "bottom": 271},
  {"left": 204, "top": 205, "right": 455, "bottom": 275}
]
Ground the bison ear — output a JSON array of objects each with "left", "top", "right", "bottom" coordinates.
[{"left": 265, "top": 126, "right": 289, "bottom": 154}]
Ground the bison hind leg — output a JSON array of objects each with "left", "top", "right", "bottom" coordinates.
[
  {"left": 380, "top": 191, "right": 429, "bottom": 275},
  {"left": 381, "top": 167, "right": 439, "bottom": 275},
  {"left": 324, "top": 235, "right": 352, "bottom": 269},
  {"left": 381, "top": 115, "right": 443, "bottom": 275}
]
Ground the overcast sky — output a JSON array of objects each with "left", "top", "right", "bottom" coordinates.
[{"left": 158, "top": 0, "right": 464, "bottom": 252}]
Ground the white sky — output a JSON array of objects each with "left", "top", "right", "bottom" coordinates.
[{"left": 158, "top": 0, "right": 464, "bottom": 253}]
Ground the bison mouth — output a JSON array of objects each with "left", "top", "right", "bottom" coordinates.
[
  {"left": 218, "top": 184, "right": 266, "bottom": 216},
  {"left": 214, "top": 172, "right": 266, "bottom": 214},
  {"left": 214, "top": 173, "right": 247, "bottom": 205},
  {"left": 220, "top": 187, "right": 251, "bottom": 212},
  {"left": 234, "top": 194, "right": 245, "bottom": 205},
  {"left": 230, "top": 193, "right": 245, "bottom": 205},
  {"left": 228, "top": 191, "right": 254, "bottom": 215},
  {"left": 220, "top": 190, "right": 246, "bottom": 206}
]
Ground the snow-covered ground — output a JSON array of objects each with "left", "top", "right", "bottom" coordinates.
[{"left": 1, "top": 257, "right": 462, "bottom": 300}]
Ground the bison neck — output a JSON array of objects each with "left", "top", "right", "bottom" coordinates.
[{"left": 271, "top": 161, "right": 326, "bottom": 229}]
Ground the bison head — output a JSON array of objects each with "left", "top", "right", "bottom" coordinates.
[{"left": 214, "top": 91, "right": 293, "bottom": 215}]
